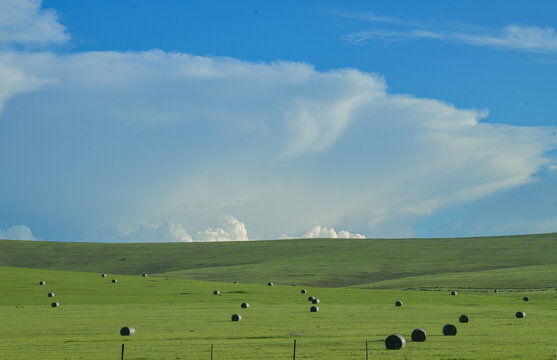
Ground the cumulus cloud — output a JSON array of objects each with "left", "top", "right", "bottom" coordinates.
[
  {"left": 96, "top": 221, "right": 192, "bottom": 243},
  {"left": 0, "top": 0, "right": 69, "bottom": 46},
  {"left": 198, "top": 215, "right": 249, "bottom": 242},
  {"left": 0, "top": 225, "right": 36, "bottom": 240},
  {"left": 302, "top": 225, "right": 365, "bottom": 239}
]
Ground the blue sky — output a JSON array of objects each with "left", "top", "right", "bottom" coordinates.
[{"left": 1, "top": 0, "right": 556, "bottom": 242}]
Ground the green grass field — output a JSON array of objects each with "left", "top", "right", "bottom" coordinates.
[{"left": 1, "top": 233, "right": 556, "bottom": 359}]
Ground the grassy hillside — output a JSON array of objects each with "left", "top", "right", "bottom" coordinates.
[
  {"left": 1, "top": 266, "right": 555, "bottom": 359},
  {"left": 1, "top": 232, "right": 556, "bottom": 288}
]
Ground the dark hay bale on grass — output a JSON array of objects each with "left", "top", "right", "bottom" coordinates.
[
  {"left": 451, "top": 291, "right": 458, "bottom": 295},
  {"left": 213, "top": 290, "right": 220, "bottom": 295},
  {"left": 120, "top": 326, "right": 135, "bottom": 336},
  {"left": 308, "top": 296, "right": 315, "bottom": 302},
  {"left": 310, "top": 305, "right": 319, "bottom": 312},
  {"left": 142, "top": 273, "right": 148, "bottom": 277},
  {"left": 241, "top": 302, "right": 250, "bottom": 308},
  {"left": 516, "top": 311, "right": 526, "bottom": 318},
  {"left": 39, "top": 281, "right": 46, "bottom": 285},
  {"left": 442, "top": 324, "right": 457, "bottom": 336},
  {"left": 47, "top": 293, "right": 55, "bottom": 298},
  {"left": 523, "top": 296, "right": 529, "bottom": 302},
  {"left": 102, "top": 274, "right": 107, "bottom": 278},
  {"left": 231, "top": 314, "right": 241, "bottom": 321},
  {"left": 459, "top": 315, "right": 469, "bottom": 323},
  {"left": 268, "top": 282, "right": 274, "bottom": 286},
  {"left": 395, "top": 300, "right": 402, "bottom": 307},
  {"left": 312, "top": 298, "right": 320, "bottom": 304},
  {"left": 411, "top": 328, "right": 426, "bottom": 342},
  {"left": 301, "top": 289, "right": 307, "bottom": 294},
  {"left": 51, "top": 302, "right": 59, "bottom": 308},
  {"left": 233, "top": 281, "right": 239, "bottom": 284},
  {"left": 112, "top": 279, "right": 117, "bottom": 283},
  {"left": 385, "top": 334, "right": 406, "bottom": 350},
  {"left": 494, "top": 289, "right": 498, "bottom": 293}
]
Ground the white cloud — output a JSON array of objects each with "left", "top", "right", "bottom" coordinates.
[
  {"left": 302, "top": 225, "right": 365, "bottom": 239},
  {"left": 344, "top": 24, "right": 557, "bottom": 54},
  {"left": 198, "top": 215, "right": 249, "bottom": 242},
  {"left": 0, "top": 225, "right": 36, "bottom": 240},
  {"left": 0, "top": 0, "right": 69, "bottom": 46},
  {"left": 96, "top": 221, "right": 193, "bottom": 243}
]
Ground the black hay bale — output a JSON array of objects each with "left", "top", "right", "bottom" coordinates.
[
  {"left": 233, "top": 281, "right": 239, "bottom": 284},
  {"left": 47, "top": 293, "right": 55, "bottom": 298},
  {"left": 516, "top": 311, "right": 526, "bottom": 318},
  {"left": 39, "top": 281, "right": 46, "bottom": 285},
  {"left": 411, "top": 328, "right": 426, "bottom": 342},
  {"left": 310, "top": 305, "right": 319, "bottom": 312},
  {"left": 142, "top": 273, "right": 148, "bottom": 277},
  {"left": 241, "top": 302, "right": 250, "bottom": 308},
  {"left": 494, "top": 289, "right": 498, "bottom": 293},
  {"left": 385, "top": 334, "right": 406, "bottom": 350},
  {"left": 459, "top": 315, "right": 469, "bottom": 323},
  {"left": 231, "top": 314, "right": 241, "bottom": 321},
  {"left": 451, "top": 290, "right": 458, "bottom": 295},
  {"left": 301, "top": 289, "right": 307, "bottom": 294},
  {"left": 395, "top": 300, "right": 402, "bottom": 307},
  {"left": 213, "top": 290, "right": 220, "bottom": 295},
  {"left": 120, "top": 326, "right": 135, "bottom": 336},
  {"left": 312, "top": 298, "right": 320, "bottom": 304},
  {"left": 523, "top": 296, "right": 529, "bottom": 302},
  {"left": 308, "top": 296, "right": 315, "bottom": 302},
  {"left": 102, "top": 273, "right": 107, "bottom": 278},
  {"left": 442, "top": 324, "right": 457, "bottom": 336},
  {"left": 268, "top": 282, "right": 274, "bottom": 286},
  {"left": 112, "top": 279, "right": 117, "bottom": 283},
  {"left": 51, "top": 302, "right": 59, "bottom": 308}
]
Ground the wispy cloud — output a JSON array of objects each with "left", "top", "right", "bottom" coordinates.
[
  {"left": 344, "top": 23, "right": 557, "bottom": 54},
  {"left": 329, "top": 10, "right": 408, "bottom": 26}
]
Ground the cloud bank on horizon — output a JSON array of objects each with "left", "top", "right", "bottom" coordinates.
[{"left": 0, "top": 1, "right": 556, "bottom": 242}]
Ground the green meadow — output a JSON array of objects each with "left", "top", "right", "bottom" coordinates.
[{"left": 0, "top": 233, "right": 556, "bottom": 359}]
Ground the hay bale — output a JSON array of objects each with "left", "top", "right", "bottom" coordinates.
[
  {"left": 120, "top": 326, "right": 135, "bottom": 336},
  {"left": 301, "top": 289, "right": 307, "bottom": 294},
  {"left": 112, "top": 279, "right": 117, "bottom": 283},
  {"left": 385, "top": 334, "right": 406, "bottom": 350},
  {"left": 142, "top": 273, "right": 148, "bottom": 277},
  {"left": 241, "top": 302, "right": 250, "bottom": 308},
  {"left": 516, "top": 311, "right": 526, "bottom": 318},
  {"left": 308, "top": 296, "right": 315, "bottom": 302},
  {"left": 231, "top": 314, "right": 241, "bottom": 321},
  {"left": 494, "top": 289, "right": 498, "bottom": 293},
  {"left": 213, "top": 290, "right": 220, "bottom": 295},
  {"left": 310, "top": 305, "right": 319, "bottom": 312},
  {"left": 47, "top": 293, "right": 55, "bottom": 298},
  {"left": 395, "top": 300, "right": 402, "bottom": 307},
  {"left": 459, "top": 315, "right": 469, "bottom": 323},
  {"left": 411, "top": 328, "right": 426, "bottom": 342},
  {"left": 233, "top": 281, "right": 239, "bottom": 284},
  {"left": 268, "top": 282, "right": 274, "bottom": 286},
  {"left": 102, "top": 274, "right": 107, "bottom": 278},
  {"left": 523, "top": 296, "right": 529, "bottom": 302},
  {"left": 442, "top": 324, "right": 457, "bottom": 336},
  {"left": 39, "top": 281, "right": 46, "bottom": 285},
  {"left": 51, "top": 302, "right": 59, "bottom": 308},
  {"left": 312, "top": 298, "right": 320, "bottom": 304},
  {"left": 451, "top": 290, "right": 458, "bottom": 295}
]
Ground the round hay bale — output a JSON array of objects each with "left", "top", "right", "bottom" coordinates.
[
  {"left": 112, "top": 279, "right": 117, "bottom": 283},
  {"left": 101, "top": 273, "right": 107, "bottom": 278},
  {"left": 516, "top": 311, "right": 526, "bottom": 318},
  {"left": 459, "top": 314, "right": 469, "bottom": 323},
  {"left": 39, "top": 281, "right": 46, "bottom": 285},
  {"left": 268, "top": 282, "right": 274, "bottom": 286},
  {"left": 494, "top": 289, "right": 498, "bottom": 293},
  {"left": 47, "top": 293, "right": 55, "bottom": 298},
  {"left": 308, "top": 296, "right": 315, "bottom": 302},
  {"left": 231, "top": 314, "right": 241, "bottom": 321},
  {"left": 411, "top": 328, "right": 426, "bottom": 342},
  {"left": 142, "top": 273, "right": 148, "bottom": 277},
  {"left": 241, "top": 302, "right": 250, "bottom": 308},
  {"left": 310, "top": 305, "right": 319, "bottom": 312},
  {"left": 312, "top": 298, "right": 320, "bottom": 304},
  {"left": 385, "top": 334, "right": 406, "bottom": 350},
  {"left": 442, "top": 324, "right": 457, "bottom": 336},
  {"left": 51, "top": 302, "right": 59, "bottom": 308},
  {"left": 395, "top": 300, "right": 402, "bottom": 307},
  {"left": 451, "top": 290, "right": 458, "bottom": 295},
  {"left": 120, "top": 326, "right": 135, "bottom": 336},
  {"left": 523, "top": 296, "right": 529, "bottom": 302},
  {"left": 213, "top": 290, "right": 220, "bottom": 295},
  {"left": 233, "top": 281, "right": 239, "bottom": 284},
  {"left": 301, "top": 289, "right": 307, "bottom": 294}
]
